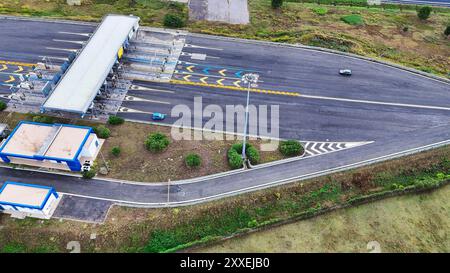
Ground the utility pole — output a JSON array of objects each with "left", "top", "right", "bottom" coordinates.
[{"left": 240, "top": 73, "right": 259, "bottom": 164}]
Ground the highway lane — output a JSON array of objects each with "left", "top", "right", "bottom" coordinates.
[
  {"left": 0, "top": 17, "right": 448, "bottom": 216},
  {"left": 383, "top": 0, "right": 450, "bottom": 7}
]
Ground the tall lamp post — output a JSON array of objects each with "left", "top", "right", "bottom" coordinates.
[{"left": 241, "top": 73, "right": 259, "bottom": 163}]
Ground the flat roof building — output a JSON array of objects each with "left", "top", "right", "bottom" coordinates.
[
  {"left": 0, "top": 181, "right": 60, "bottom": 219},
  {"left": 0, "top": 121, "right": 104, "bottom": 171},
  {"left": 42, "top": 14, "right": 140, "bottom": 116}
]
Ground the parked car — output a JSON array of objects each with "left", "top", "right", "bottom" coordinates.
[
  {"left": 152, "top": 112, "right": 166, "bottom": 121},
  {"left": 339, "top": 69, "right": 352, "bottom": 76}
]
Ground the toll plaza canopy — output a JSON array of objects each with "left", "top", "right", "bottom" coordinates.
[{"left": 42, "top": 14, "right": 139, "bottom": 115}]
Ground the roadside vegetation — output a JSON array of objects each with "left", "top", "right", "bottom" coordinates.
[
  {"left": 0, "top": 142, "right": 448, "bottom": 253},
  {"left": 0, "top": 112, "right": 286, "bottom": 182},
  {"left": 0, "top": 0, "right": 447, "bottom": 77}
]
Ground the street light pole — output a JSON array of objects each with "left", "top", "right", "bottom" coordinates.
[{"left": 241, "top": 73, "right": 259, "bottom": 164}]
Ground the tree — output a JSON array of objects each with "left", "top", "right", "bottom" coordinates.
[
  {"left": 32, "top": 115, "right": 54, "bottom": 124},
  {"left": 279, "top": 140, "right": 304, "bottom": 156},
  {"left": 82, "top": 169, "right": 96, "bottom": 179},
  {"left": 108, "top": 115, "right": 124, "bottom": 125},
  {"left": 185, "top": 153, "right": 201, "bottom": 168},
  {"left": 417, "top": 6, "right": 432, "bottom": 20},
  {"left": 271, "top": 0, "right": 283, "bottom": 9},
  {"left": 94, "top": 125, "right": 111, "bottom": 139},
  {"left": 0, "top": 101, "right": 6, "bottom": 111},
  {"left": 145, "top": 132, "right": 170, "bottom": 152},
  {"left": 445, "top": 25, "right": 450, "bottom": 37},
  {"left": 163, "top": 13, "right": 185, "bottom": 28},
  {"left": 111, "top": 146, "right": 121, "bottom": 157}
]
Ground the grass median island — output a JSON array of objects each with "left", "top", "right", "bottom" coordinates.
[{"left": 0, "top": 143, "right": 448, "bottom": 253}]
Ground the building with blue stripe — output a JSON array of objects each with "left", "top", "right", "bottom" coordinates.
[{"left": 0, "top": 121, "right": 103, "bottom": 171}]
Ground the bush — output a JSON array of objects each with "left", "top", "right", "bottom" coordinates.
[
  {"left": 0, "top": 101, "right": 6, "bottom": 111},
  {"left": 228, "top": 142, "right": 260, "bottom": 168},
  {"left": 82, "top": 169, "right": 96, "bottom": 179},
  {"left": 341, "top": 14, "right": 364, "bottom": 26},
  {"left": 279, "top": 140, "right": 304, "bottom": 157},
  {"left": 271, "top": 0, "right": 283, "bottom": 9},
  {"left": 108, "top": 115, "right": 124, "bottom": 125},
  {"left": 32, "top": 115, "right": 54, "bottom": 124},
  {"left": 111, "top": 146, "right": 121, "bottom": 157},
  {"left": 94, "top": 125, "right": 111, "bottom": 139},
  {"left": 445, "top": 25, "right": 450, "bottom": 36},
  {"left": 145, "top": 132, "right": 170, "bottom": 152},
  {"left": 227, "top": 148, "right": 244, "bottom": 169},
  {"left": 185, "top": 153, "right": 201, "bottom": 168},
  {"left": 312, "top": 7, "right": 328, "bottom": 16},
  {"left": 417, "top": 6, "right": 432, "bottom": 20},
  {"left": 163, "top": 13, "right": 185, "bottom": 28}
]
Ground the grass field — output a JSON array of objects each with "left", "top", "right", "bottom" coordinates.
[
  {"left": 0, "top": 144, "right": 448, "bottom": 253},
  {"left": 193, "top": 184, "right": 450, "bottom": 253}
]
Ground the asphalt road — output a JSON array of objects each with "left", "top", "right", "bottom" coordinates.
[
  {"left": 0, "top": 17, "right": 449, "bottom": 219},
  {"left": 383, "top": 0, "right": 450, "bottom": 7}
]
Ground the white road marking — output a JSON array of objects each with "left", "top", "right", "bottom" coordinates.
[
  {"left": 124, "top": 95, "right": 171, "bottom": 105},
  {"left": 39, "top": 56, "right": 69, "bottom": 62},
  {"left": 184, "top": 44, "right": 223, "bottom": 51},
  {"left": 53, "top": 39, "right": 85, "bottom": 45},
  {"left": 129, "top": 85, "right": 175, "bottom": 93},
  {"left": 301, "top": 94, "right": 450, "bottom": 111},
  {"left": 45, "top": 47, "right": 78, "bottom": 53},
  {"left": 58, "top": 31, "right": 91, "bottom": 37}
]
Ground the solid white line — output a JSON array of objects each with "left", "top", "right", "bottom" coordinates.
[
  {"left": 301, "top": 94, "right": 450, "bottom": 111},
  {"left": 38, "top": 55, "right": 69, "bottom": 62},
  {"left": 130, "top": 85, "right": 175, "bottom": 94},
  {"left": 58, "top": 31, "right": 91, "bottom": 37},
  {"left": 46, "top": 47, "right": 78, "bottom": 52},
  {"left": 58, "top": 139, "right": 450, "bottom": 207},
  {"left": 124, "top": 95, "right": 171, "bottom": 105},
  {"left": 53, "top": 39, "right": 85, "bottom": 45}
]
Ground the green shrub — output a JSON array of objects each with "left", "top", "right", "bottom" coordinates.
[
  {"left": 82, "top": 169, "right": 96, "bottom": 179},
  {"left": 94, "top": 125, "right": 111, "bottom": 139},
  {"left": 108, "top": 115, "right": 124, "bottom": 125},
  {"left": 111, "top": 146, "right": 121, "bottom": 157},
  {"left": 163, "top": 13, "right": 185, "bottom": 28},
  {"left": 312, "top": 7, "right": 328, "bottom": 16},
  {"left": 246, "top": 145, "right": 260, "bottom": 165},
  {"left": 228, "top": 148, "right": 244, "bottom": 169},
  {"left": 0, "top": 101, "right": 7, "bottom": 111},
  {"left": 185, "top": 153, "right": 201, "bottom": 168},
  {"left": 341, "top": 14, "right": 364, "bottom": 26},
  {"left": 272, "top": 0, "right": 283, "bottom": 9},
  {"left": 279, "top": 140, "right": 304, "bottom": 157},
  {"left": 445, "top": 25, "right": 450, "bottom": 36},
  {"left": 32, "top": 115, "right": 55, "bottom": 124},
  {"left": 228, "top": 143, "right": 260, "bottom": 168},
  {"left": 145, "top": 132, "right": 170, "bottom": 152},
  {"left": 417, "top": 6, "right": 432, "bottom": 20}
]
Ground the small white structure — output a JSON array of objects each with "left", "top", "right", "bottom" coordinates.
[
  {"left": 0, "top": 182, "right": 60, "bottom": 219},
  {"left": 0, "top": 121, "right": 104, "bottom": 172}
]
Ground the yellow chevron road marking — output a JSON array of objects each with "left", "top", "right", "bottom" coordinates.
[
  {"left": 183, "top": 74, "right": 192, "bottom": 82},
  {"left": 170, "top": 79, "right": 300, "bottom": 97},
  {"left": 200, "top": 77, "right": 208, "bottom": 84},
  {"left": 5, "top": 75, "right": 15, "bottom": 83},
  {"left": 186, "top": 65, "right": 195, "bottom": 73},
  {"left": 14, "top": 66, "right": 23, "bottom": 73},
  {"left": 0, "top": 60, "right": 35, "bottom": 67},
  {"left": 233, "top": 80, "right": 241, "bottom": 88},
  {"left": 217, "top": 78, "right": 225, "bottom": 86},
  {"left": 219, "top": 69, "right": 226, "bottom": 76},
  {"left": 0, "top": 65, "right": 7, "bottom": 72}
]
